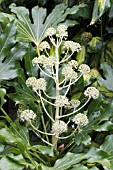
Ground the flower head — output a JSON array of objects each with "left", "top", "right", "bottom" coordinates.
[
  {"left": 68, "top": 99, "right": 80, "bottom": 109},
  {"left": 81, "top": 32, "right": 92, "bottom": 42},
  {"left": 32, "top": 55, "right": 46, "bottom": 66},
  {"left": 39, "top": 41, "right": 50, "bottom": 51},
  {"left": 73, "top": 113, "right": 88, "bottom": 126},
  {"left": 55, "top": 95, "right": 69, "bottom": 107},
  {"left": 52, "top": 120, "right": 68, "bottom": 134},
  {"left": 57, "top": 24, "right": 68, "bottom": 38},
  {"left": 68, "top": 60, "right": 78, "bottom": 69},
  {"left": 64, "top": 41, "right": 81, "bottom": 53},
  {"left": 62, "top": 66, "right": 78, "bottom": 81},
  {"left": 45, "top": 27, "right": 56, "bottom": 37},
  {"left": 78, "top": 64, "right": 90, "bottom": 74},
  {"left": 26, "top": 77, "right": 46, "bottom": 91},
  {"left": 20, "top": 109, "right": 36, "bottom": 122},
  {"left": 84, "top": 87, "right": 99, "bottom": 99}
]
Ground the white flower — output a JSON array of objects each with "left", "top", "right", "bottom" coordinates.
[
  {"left": 68, "top": 99, "right": 80, "bottom": 109},
  {"left": 84, "top": 87, "right": 99, "bottom": 99},
  {"left": 32, "top": 55, "right": 47, "bottom": 66},
  {"left": 57, "top": 24, "right": 68, "bottom": 38},
  {"left": 55, "top": 95, "right": 69, "bottom": 107},
  {"left": 52, "top": 120, "right": 68, "bottom": 134},
  {"left": 64, "top": 41, "right": 81, "bottom": 53},
  {"left": 62, "top": 66, "right": 78, "bottom": 81},
  {"left": 39, "top": 41, "right": 50, "bottom": 51},
  {"left": 45, "top": 27, "right": 56, "bottom": 37},
  {"left": 78, "top": 64, "right": 90, "bottom": 74},
  {"left": 20, "top": 109, "right": 36, "bottom": 122},
  {"left": 73, "top": 113, "right": 88, "bottom": 126},
  {"left": 68, "top": 60, "right": 78, "bottom": 69},
  {"left": 26, "top": 77, "right": 46, "bottom": 91}
]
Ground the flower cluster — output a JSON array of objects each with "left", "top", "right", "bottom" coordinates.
[
  {"left": 62, "top": 66, "right": 78, "bottom": 81},
  {"left": 68, "top": 99, "right": 80, "bottom": 109},
  {"left": 78, "top": 64, "right": 90, "bottom": 74},
  {"left": 20, "top": 109, "right": 36, "bottom": 122},
  {"left": 39, "top": 41, "right": 50, "bottom": 51},
  {"left": 56, "top": 24, "right": 68, "bottom": 38},
  {"left": 81, "top": 32, "right": 92, "bottom": 42},
  {"left": 45, "top": 27, "right": 56, "bottom": 37},
  {"left": 84, "top": 87, "right": 99, "bottom": 99},
  {"left": 32, "top": 55, "right": 56, "bottom": 67},
  {"left": 73, "top": 113, "right": 89, "bottom": 127},
  {"left": 55, "top": 95, "right": 69, "bottom": 107},
  {"left": 63, "top": 41, "right": 81, "bottom": 53},
  {"left": 52, "top": 120, "right": 68, "bottom": 134},
  {"left": 26, "top": 77, "right": 46, "bottom": 91},
  {"left": 68, "top": 60, "right": 78, "bottom": 69}
]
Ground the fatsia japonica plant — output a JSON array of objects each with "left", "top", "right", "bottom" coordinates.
[{"left": 21, "top": 24, "right": 99, "bottom": 150}]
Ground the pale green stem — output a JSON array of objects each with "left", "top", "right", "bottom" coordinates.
[
  {"left": 38, "top": 91, "right": 55, "bottom": 122},
  {"left": 29, "top": 120, "right": 54, "bottom": 136},
  {"left": 43, "top": 91, "right": 56, "bottom": 99},
  {"left": 38, "top": 64, "right": 55, "bottom": 79},
  {"left": 58, "top": 129, "right": 76, "bottom": 139},
  {"left": 59, "top": 74, "right": 83, "bottom": 90},
  {"left": 64, "top": 80, "right": 71, "bottom": 96},
  {"left": 41, "top": 115, "right": 50, "bottom": 143},
  {"left": 33, "top": 130, "right": 53, "bottom": 146},
  {"left": 60, "top": 52, "right": 74, "bottom": 64},
  {"left": 59, "top": 97, "right": 91, "bottom": 118}
]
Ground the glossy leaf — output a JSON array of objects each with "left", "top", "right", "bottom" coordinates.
[
  {"left": 76, "top": 45, "right": 86, "bottom": 64},
  {"left": 71, "top": 164, "right": 88, "bottom": 170},
  {"left": 90, "top": 0, "right": 111, "bottom": 25},
  {"left": 98, "top": 62, "right": 113, "bottom": 91},
  {"left": 89, "top": 37, "right": 103, "bottom": 52},
  {"left": 100, "top": 135, "right": 113, "bottom": 155},
  {"left": 0, "top": 154, "right": 27, "bottom": 170},
  {"left": 32, "top": 145, "right": 54, "bottom": 157},
  {"left": 10, "top": 3, "right": 86, "bottom": 44},
  {"left": 0, "top": 88, "right": 6, "bottom": 107}
]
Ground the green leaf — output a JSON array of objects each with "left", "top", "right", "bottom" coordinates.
[
  {"left": 89, "top": 37, "right": 103, "bottom": 51},
  {"left": 100, "top": 135, "right": 113, "bottom": 155},
  {"left": 93, "top": 121, "right": 113, "bottom": 131},
  {"left": 98, "top": 62, "right": 113, "bottom": 91},
  {"left": 0, "top": 88, "right": 6, "bottom": 107},
  {"left": 71, "top": 164, "right": 88, "bottom": 170},
  {"left": 76, "top": 45, "right": 86, "bottom": 64},
  {"left": 32, "top": 145, "right": 54, "bottom": 157},
  {"left": 10, "top": 3, "right": 86, "bottom": 44},
  {"left": 90, "top": 0, "right": 111, "bottom": 25},
  {"left": 0, "top": 154, "right": 27, "bottom": 170}
]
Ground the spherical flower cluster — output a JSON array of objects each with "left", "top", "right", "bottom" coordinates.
[
  {"left": 52, "top": 120, "right": 68, "bottom": 134},
  {"left": 81, "top": 32, "right": 92, "bottom": 42},
  {"left": 55, "top": 95, "right": 69, "bottom": 107},
  {"left": 68, "top": 99, "right": 80, "bottom": 109},
  {"left": 73, "top": 113, "right": 89, "bottom": 126},
  {"left": 20, "top": 109, "right": 36, "bottom": 122},
  {"left": 56, "top": 24, "right": 68, "bottom": 38},
  {"left": 32, "top": 55, "right": 55, "bottom": 67},
  {"left": 39, "top": 41, "right": 50, "bottom": 51},
  {"left": 78, "top": 64, "right": 90, "bottom": 74},
  {"left": 84, "top": 87, "right": 99, "bottom": 99},
  {"left": 64, "top": 41, "right": 81, "bottom": 53},
  {"left": 45, "top": 27, "right": 56, "bottom": 37},
  {"left": 26, "top": 77, "right": 46, "bottom": 91},
  {"left": 68, "top": 60, "right": 78, "bottom": 69},
  {"left": 62, "top": 66, "right": 78, "bottom": 81}
]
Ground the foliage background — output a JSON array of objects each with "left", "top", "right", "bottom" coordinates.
[{"left": 0, "top": 0, "right": 113, "bottom": 169}]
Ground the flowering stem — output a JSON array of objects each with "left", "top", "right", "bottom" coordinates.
[
  {"left": 59, "top": 97, "right": 91, "bottom": 118},
  {"left": 64, "top": 80, "right": 71, "bottom": 96},
  {"left": 43, "top": 91, "right": 56, "bottom": 99},
  {"left": 60, "top": 52, "right": 74, "bottom": 64},
  {"left": 58, "top": 129, "right": 76, "bottom": 139}
]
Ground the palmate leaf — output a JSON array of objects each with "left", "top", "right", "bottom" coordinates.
[
  {"left": 0, "top": 20, "right": 28, "bottom": 81},
  {"left": 98, "top": 62, "right": 113, "bottom": 92},
  {"left": 90, "top": 0, "right": 111, "bottom": 25},
  {"left": 10, "top": 3, "right": 86, "bottom": 45}
]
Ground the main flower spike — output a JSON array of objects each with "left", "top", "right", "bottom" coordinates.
[
  {"left": 20, "top": 109, "right": 36, "bottom": 122},
  {"left": 52, "top": 120, "right": 68, "bottom": 135},
  {"left": 63, "top": 41, "right": 81, "bottom": 53},
  {"left": 26, "top": 77, "right": 46, "bottom": 91},
  {"left": 73, "top": 113, "right": 89, "bottom": 127},
  {"left": 78, "top": 64, "right": 90, "bottom": 74},
  {"left": 55, "top": 95, "right": 69, "bottom": 107},
  {"left": 84, "top": 87, "right": 99, "bottom": 99}
]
